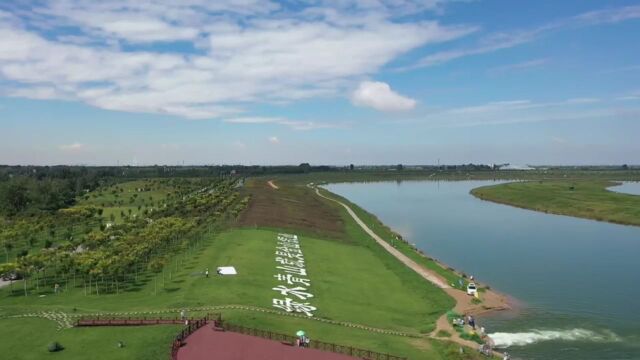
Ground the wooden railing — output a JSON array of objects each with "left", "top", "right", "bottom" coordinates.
[
  {"left": 171, "top": 314, "right": 219, "bottom": 360},
  {"left": 76, "top": 315, "right": 204, "bottom": 327},
  {"left": 221, "top": 322, "right": 407, "bottom": 360}
]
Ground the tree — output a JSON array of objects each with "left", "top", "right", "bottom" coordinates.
[
  {"left": 349, "top": 164, "right": 354, "bottom": 171},
  {"left": 1, "top": 181, "right": 29, "bottom": 215},
  {"left": 147, "top": 257, "right": 166, "bottom": 295},
  {"left": 1, "top": 233, "right": 14, "bottom": 263},
  {"left": 622, "top": 164, "right": 629, "bottom": 170},
  {"left": 298, "top": 163, "right": 311, "bottom": 173},
  {"left": 396, "top": 164, "right": 404, "bottom": 171}
]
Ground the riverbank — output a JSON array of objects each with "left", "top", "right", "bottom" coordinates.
[
  {"left": 471, "top": 180, "right": 640, "bottom": 227},
  {"left": 313, "top": 184, "right": 512, "bottom": 353}
]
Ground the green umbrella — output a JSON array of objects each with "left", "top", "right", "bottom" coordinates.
[{"left": 296, "top": 330, "right": 305, "bottom": 337}]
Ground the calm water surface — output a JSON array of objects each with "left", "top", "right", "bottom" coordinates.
[
  {"left": 609, "top": 182, "right": 640, "bottom": 196},
  {"left": 325, "top": 181, "right": 640, "bottom": 360}
]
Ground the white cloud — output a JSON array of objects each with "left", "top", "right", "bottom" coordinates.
[
  {"left": 565, "top": 97, "right": 600, "bottom": 104},
  {"left": 405, "top": 5, "right": 640, "bottom": 69},
  {"left": 0, "top": 1, "right": 473, "bottom": 121},
  {"left": 351, "top": 81, "right": 416, "bottom": 111},
  {"left": 59, "top": 143, "right": 85, "bottom": 151},
  {"left": 487, "top": 58, "right": 549, "bottom": 75},
  {"left": 415, "top": 97, "right": 640, "bottom": 128},
  {"left": 268, "top": 136, "right": 280, "bottom": 144},
  {"left": 224, "top": 116, "right": 342, "bottom": 131}
]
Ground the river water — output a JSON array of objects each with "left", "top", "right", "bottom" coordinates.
[
  {"left": 609, "top": 182, "right": 640, "bottom": 196},
  {"left": 325, "top": 181, "right": 640, "bottom": 360}
]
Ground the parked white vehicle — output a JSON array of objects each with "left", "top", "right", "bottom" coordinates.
[{"left": 466, "top": 282, "right": 478, "bottom": 296}]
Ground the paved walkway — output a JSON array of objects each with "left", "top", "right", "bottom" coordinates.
[{"left": 177, "top": 326, "right": 355, "bottom": 360}]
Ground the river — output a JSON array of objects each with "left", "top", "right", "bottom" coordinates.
[
  {"left": 325, "top": 180, "right": 640, "bottom": 360},
  {"left": 609, "top": 181, "right": 640, "bottom": 196}
]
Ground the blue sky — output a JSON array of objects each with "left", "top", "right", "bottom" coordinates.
[{"left": 1, "top": 0, "right": 639, "bottom": 165}]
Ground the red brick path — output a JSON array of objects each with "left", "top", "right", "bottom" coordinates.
[{"left": 177, "top": 325, "right": 356, "bottom": 360}]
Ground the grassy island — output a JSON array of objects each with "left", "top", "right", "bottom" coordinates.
[{"left": 471, "top": 180, "right": 640, "bottom": 227}]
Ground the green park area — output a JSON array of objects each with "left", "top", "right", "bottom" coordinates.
[
  {"left": 471, "top": 180, "right": 640, "bottom": 226},
  {"left": 0, "top": 169, "right": 491, "bottom": 360}
]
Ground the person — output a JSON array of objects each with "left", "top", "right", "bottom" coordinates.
[
  {"left": 503, "top": 352, "right": 511, "bottom": 360},
  {"left": 205, "top": 268, "right": 209, "bottom": 278},
  {"left": 54, "top": 283, "right": 60, "bottom": 294},
  {"left": 180, "top": 309, "right": 186, "bottom": 321},
  {"left": 480, "top": 326, "right": 485, "bottom": 336},
  {"left": 303, "top": 336, "right": 310, "bottom": 348},
  {"left": 469, "top": 315, "right": 476, "bottom": 330}
]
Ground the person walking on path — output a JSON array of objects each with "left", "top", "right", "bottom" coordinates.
[{"left": 468, "top": 315, "right": 476, "bottom": 330}]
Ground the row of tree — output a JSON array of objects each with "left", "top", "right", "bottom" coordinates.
[{"left": 0, "top": 177, "right": 245, "bottom": 296}]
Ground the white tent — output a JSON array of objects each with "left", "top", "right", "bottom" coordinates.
[{"left": 216, "top": 266, "right": 237, "bottom": 275}]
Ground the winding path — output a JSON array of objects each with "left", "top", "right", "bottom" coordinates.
[
  {"left": 268, "top": 180, "right": 279, "bottom": 189},
  {"left": 312, "top": 185, "right": 509, "bottom": 354},
  {"left": 314, "top": 186, "right": 449, "bottom": 289}
]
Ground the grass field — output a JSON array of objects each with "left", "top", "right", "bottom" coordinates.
[
  {"left": 0, "top": 317, "right": 179, "bottom": 360},
  {"left": 237, "top": 178, "right": 346, "bottom": 239},
  {"left": 471, "top": 180, "right": 640, "bottom": 227},
  {"left": 1, "top": 176, "right": 492, "bottom": 359},
  {"left": 76, "top": 179, "right": 175, "bottom": 224},
  {"left": 0, "top": 225, "right": 456, "bottom": 359}
]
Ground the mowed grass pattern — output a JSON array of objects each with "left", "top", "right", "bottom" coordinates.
[{"left": 472, "top": 180, "right": 640, "bottom": 226}]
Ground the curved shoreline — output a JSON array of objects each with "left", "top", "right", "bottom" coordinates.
[
  {"left": 311, "top": 184, "right": 513, "bottom": 352},
  {"left": 470, "top": 181, "right": 640, "bottom": 228}
]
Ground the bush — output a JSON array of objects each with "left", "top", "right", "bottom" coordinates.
[
  {"left": 460, "top": 332, "right": 483, "bottom": 344},
  {"left": 47, "top": 341, "right": 64, "bottom": 352},
  {"left": 436, "top": 330, "right": 451, "bottom": 337}
]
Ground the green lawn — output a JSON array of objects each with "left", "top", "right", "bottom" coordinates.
[
  {"left": 471, "top": 180, "right": 640, "bottom": 226},
  {"left": 0, "top": 317, "right": 179, "bottom": 360},
  {"left": 1, "top": 227, "right": 456, "bottom": 358},
  {"left": 2, "top": 229, "right": 450, "bottom": 330},
  {"left": 0, "top": 172, "right": 465, "bottom": 359},
  {"left": 314, "top": 186, "right": 467, "bottom": 289}
]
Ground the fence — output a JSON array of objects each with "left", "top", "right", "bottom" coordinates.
[
  {"left": 76, "top": 315, "right": 204, "bottom": 327},
  {"left": 221, "top": 322, "right": 407, "bottom": 360},
  {"left": 171, "top": 314, "right": 217, "bottom": 360}
]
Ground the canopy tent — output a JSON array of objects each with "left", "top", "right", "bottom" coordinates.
[{"left": 216, "top": 266, "right": 237, "bottom": 275}]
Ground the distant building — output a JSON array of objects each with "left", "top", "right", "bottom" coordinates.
[{"left": 499, "top": 164, "right": 535, "bottom": 170}]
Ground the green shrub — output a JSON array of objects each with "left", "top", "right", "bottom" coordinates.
[
  {"left": 436, "top": 330, "right": 451, "bottom": 337},
  {"left": 460, "top": 332, "right": 483, "bottom": 344},
  {"left": 47, "top": 341, "right": 64, "bottom": 352}
]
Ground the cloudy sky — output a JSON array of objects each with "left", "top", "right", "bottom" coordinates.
[{"left": 1, "top": 0, "right": 639, "bottom": 165}]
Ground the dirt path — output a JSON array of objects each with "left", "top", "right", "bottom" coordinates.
[
  {"left": 314, "top": 187, "right": 449, "bottom": 289},
  {"left": 268, "top": 180, "right": 279, "bottom": 189},
  {"left": 313, "top": 185, "right": 510, "bottom": 355}
]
